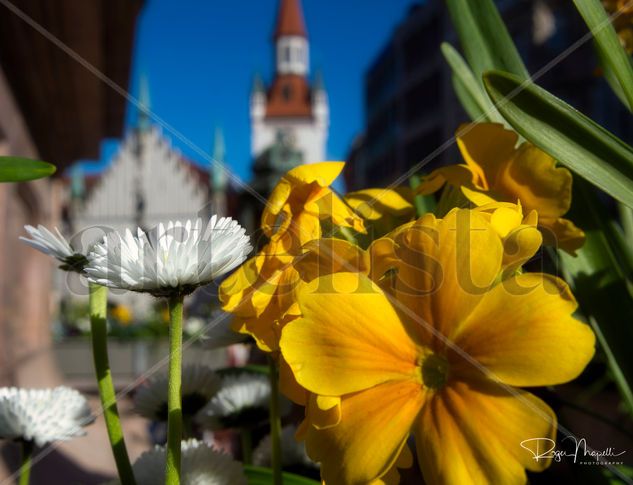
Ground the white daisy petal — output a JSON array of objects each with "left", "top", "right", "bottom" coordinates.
[
  {"left": 20, "top": 225, "right": 77, "bottom": 263},
  {"left": 134, "top": 365, "right": 221, "bottom": 422},
  {"left": 85, "top": 216, "right": 252, "bottom": 295},
  {"left": 125, "top": 439, "right": 246, "bottom": 485},
  {"left": 196, "top": 373, "right": 289, "bottom": 430},
  {"left": 0, "top": 386, "right": 94, "bottom": 447}
]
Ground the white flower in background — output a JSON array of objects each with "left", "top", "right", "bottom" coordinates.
[
  {"left": 20, "top": 225, "right": 88, "bottom": 272},
  {"left": 253, "top": 425, "right": 317, "bottom": 470},
  {"left": 129, "top": 439, "right": 246, "bottom": 485},
  {"left": 197, "top": 373, "right": 288, "bottom": 430},
  {"left": 85, "top": 216, "right": 252, "bottom": 296},
  {"left": 201, "top": 311, "right": 250, "bottom": 349},
  {"left": 0, "top": 387, "right": 94, "bottom": 447},
  {"left": 134, "top": 365, "right": 221, "bottom": 422},
  {"left": 184, "top": 316, "right": 206, "bottom": 337}
]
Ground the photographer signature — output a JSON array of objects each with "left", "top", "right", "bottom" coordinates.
[{"left": 520, "top": 437, "right": 626, "bottom": 464}]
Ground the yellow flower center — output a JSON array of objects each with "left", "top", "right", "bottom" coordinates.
[{"left": 420, "top": 353, "right": 449, "bottom": 389}]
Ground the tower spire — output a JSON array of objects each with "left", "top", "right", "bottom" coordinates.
[
  {"left": 137, "top": 72, "right": 151, "bottom": 131},
  {"left": 211, "top": 126, "right": 228, "bottom": 192},
  {"left": 273, "top": 0, "right": 309, "bottom": 76},
  {"left": 274, "top": 0, "right": 307, "bottom": 39}
]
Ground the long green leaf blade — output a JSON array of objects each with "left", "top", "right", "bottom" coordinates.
[
  {"left": 560, "top": 180, "right": 633, "bottom": 415},
  {"left": 573, "top": 0, "right": 633, "bottom": 109},
  {"left": 484, "top": 70, "right": 633, "bottom": 208},
  {"left": 445, "top": 0, "right": 529, "bottom": 84},
  {"left": 441, "top": 43, "right": 501, "bottom": 122},
  {"left": 0, "top": 157, "right": 56, "bottom": 182}
]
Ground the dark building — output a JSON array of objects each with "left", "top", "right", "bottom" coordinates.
[{"left": 344, "top": 0, "right": 633, "bottom": 190}]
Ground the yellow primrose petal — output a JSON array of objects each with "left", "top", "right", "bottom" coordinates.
[
  {"left": 369, "top": 446, "right": 414, "bottom": 485},
  {"left": 460, "top": 186, "right": 498, "bottom": 207},
  {"left": 474, "top": 204, "right": 543, "bottom": 273},
  {"left": 286, "top": 161, "right": 345, "bottom": 187},
  {"left": 414, "top": 381, "right": 555, "bottom": 485},
  {"left": 305, "top": 380, "right": 425, "bottom": 485},
  {"left": 502, "top": 222, "right": 543, "bottom": 274},
  {"left": 345, "top": 188, "right": 414, "bottom": 220},
  {"left": 309, "top": 394, "right": 342, "bottom": 430},
  {"left": 490, "top": 206, "right": 524, "bottom": 238},
  {"left": 279, "top": 354, "right": 308, "bottom": 405},
  {"left": 275, "top": 209, "right": 323, "bottom": 252},
  {"left": 280, "top": 272, "right": 420, "bottom": 397},
  {"left": 497, "top": 144, "right": 572, "bottom": 219},
  {"left": 295, "top": 238, "right": 369, "bottom": 282},
  {"left": 417, "top": 165, "right": 476, "bottom": 195},
  {"left": 314, "top": 190, "right": 366, "bottom": 233},
  {"left": 219, "top": 254, "right": 278, "bottom": 317},
  {"left": 456, "top": 123, "right": 518, "bottom": 190},
  {"left": 396, "top": 209, "right": 504, "bottom": 346},
  {"left": 539, "top": 216, "right": 586, "bottom": 255},
  {"left": 452, "top": 273, "right": 595, "bottom": 387},
  {"left": 261, "top": 162, "right": 344, "bottom": 239}
]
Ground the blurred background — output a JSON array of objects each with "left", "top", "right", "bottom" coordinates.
[{"left": 0, "top": 0, "right": 631, "bottom": 482}]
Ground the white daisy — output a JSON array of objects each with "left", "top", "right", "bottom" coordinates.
[
  {"left": 85, "top": 216, "right": 252, "bottom": 296},
  {"left": 20, "top": 225, "right": 88, "bottom": 272},
  {"left": 253, "top": 425, "right": 317, "bottom": 470},
  {"left": 126, "top": 439, "right": 246, "bottom": 485},
  {"left": 197, "top": 373, "right": 286, "bottom": 430},
  {"left": 0, "top": 387, "right": 94, "bottom": 447},
  {"left": 134, "top": 365, "right": 221, "bottom": 422}
]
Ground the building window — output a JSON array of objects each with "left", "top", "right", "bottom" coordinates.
[{"left": 283, "top": 45, "right": 291, "bottom": 63}]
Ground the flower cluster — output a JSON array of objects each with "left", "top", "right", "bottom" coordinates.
[{"left": 220, "top": 147, "right": 596, "bottom": 484}]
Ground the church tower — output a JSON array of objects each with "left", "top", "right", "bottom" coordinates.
[{"left": 250, "top": 0, "right": 329, "bottom": 167}]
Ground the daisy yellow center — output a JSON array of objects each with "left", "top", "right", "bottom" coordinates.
[{"left": 420, "top": 353, "right": 449, "bottom": 389}]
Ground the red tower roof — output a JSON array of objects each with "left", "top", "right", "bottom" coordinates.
[{"left": 274, "top": 0, "right": 307, "bottom": 39}]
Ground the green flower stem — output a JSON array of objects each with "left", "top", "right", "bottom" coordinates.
[
  {"left": 240, "top": 427, "right": 253, "bottom": 465},
  {"left": 18, "top": 440, "right": 33, "bottom": 485},
  {"left": 165, "top": 294, "right": 184, "bottom": 485},
  {"left": 88, "top": 283, "right": 136, "bottom": 485},
  {"left": 267, "top": 356, "right": 283, "bottom": 485}
]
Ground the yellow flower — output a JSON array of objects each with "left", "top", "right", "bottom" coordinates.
[
  {"left": 262, "top": 162, "right": 365, "bottom": 253},
  {"left": 344, "top": 188, "right": 415, "bottom": 240},
  {"left": 473, "top": 202, "right": 542, "bottom": 275},
  {"left": 111, "top": 304, "right": 133, "bottom": 325},
  {"left": 418, "top": 123, "right": 585, "bottom": 254},
  {"left": 280, "top": 209, "right": 595, "bottom": 484},
  {"left": 220, "top": 239, "right": 297, "bottom": 352}
]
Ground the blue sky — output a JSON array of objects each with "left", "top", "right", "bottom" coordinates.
[{"left": 86, "top": 0, "right": 416, "bottom": 182}]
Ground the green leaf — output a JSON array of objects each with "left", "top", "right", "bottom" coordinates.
[
  {"left": 483, "top": 70, "right": 633, "bottom": 208},
  {"left": 573, "top": 0, "right": 633, "bottom": 109},
  {"left": 0, "top": 157, "right": 56, "bottom": 182},
  {"left": 445, "top": 0, "right": 529, "bottom": 85},
  {"left": 409, "top": 174, "right": 436, "bottom": 217},
  {"left": 595, "top": 39, "right": 633, "bottom": 112},
  {"left": 560, "top": 180, "right": 633, "bottom": 415},
  {"left": 244, "top": 465, "right": 320, "bottom": 485},
  {"left": 441, "top": 43, "right": 501, "bottom": 122}
]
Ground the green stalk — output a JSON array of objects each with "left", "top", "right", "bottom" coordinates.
[
  {"left": 88, "top": 283, "right": 136, "bottom": 485},
  {"left": 165, "top": 295, "right": 184, "bottom": 485},
  {"left": 267, "top": 356, "right": 283, "bottom": 485},
  {"left": 18, "top": 440, "right": 33, "bottom": 485}
]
